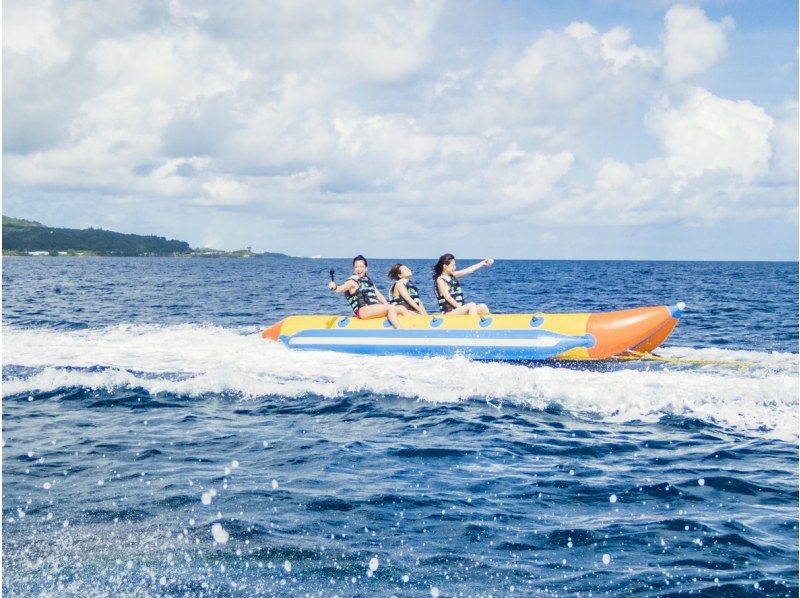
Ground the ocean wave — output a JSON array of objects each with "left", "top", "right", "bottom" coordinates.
[{"left": 3, "top": 324, "right": 797, "bottom": 441}]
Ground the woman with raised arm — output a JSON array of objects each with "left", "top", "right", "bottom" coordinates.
[
  {"left": 432, "top": 253, "right": 492, "bottom": 316},
  {"left": 329, "top": 255, "right": 410, "bottom": 328}
]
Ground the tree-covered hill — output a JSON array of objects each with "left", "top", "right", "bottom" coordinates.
[{"left": 3, "top": 216, "right": 191, "bottom": 256}]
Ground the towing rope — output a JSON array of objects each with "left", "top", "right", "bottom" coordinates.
[{"left": 615, "top": 349, "right": 756, "bottom": 369}]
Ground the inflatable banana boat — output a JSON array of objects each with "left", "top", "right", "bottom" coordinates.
[{"left": 261, "top": 303, "right": 685, "bottom": 361}]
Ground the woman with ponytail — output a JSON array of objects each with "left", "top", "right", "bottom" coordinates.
[
  {"left": 387, "top": 263, "right": 428, "bottom": 315},
  {"left": 432, "top": 254, "right": 492, "bottom": 316}
]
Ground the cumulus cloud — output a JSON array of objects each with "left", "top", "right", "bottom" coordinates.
[
  {"left": 646, "top": 87, "right": 774, "bottom": 181},
  {"left": 3, "top": 0, "right": 70, "bottom": 67},
  {"left": 768, "top": 100, "right": 799, "bottom": 184},
  {"left": 490, "top": 20, "right": 658, "bottom": 127},
  {"left": 491, "top": 150, "right": 574, "bottom": 207},
  {"left": 567, "top": 84, "right": 786, "bottom": 228},
  {"left": 2, "top": 0, "right": 795, "bottom": 257},
  {"left": 7, "top": 1, "right": 451, "bottom": 218},
  {"left": 662, "top": 4, "right": 734, "bottom": 81}
]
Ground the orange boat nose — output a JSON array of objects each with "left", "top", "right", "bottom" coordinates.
[
  {"left": 261, "top": 319, "right": 284, "bottom": 341},
  {"left": 587, "top": 306, "right": 675, "bottom": 359}
]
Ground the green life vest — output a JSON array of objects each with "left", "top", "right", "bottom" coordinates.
[
  {"left": 390, "top": 279, "right": 421, "bottom": 308},
  {"left": 346, "top": 275, "right": 379, "bottom": 314},
  {"left": 435, "top": 275, "right": 464, "bottom": 313}
]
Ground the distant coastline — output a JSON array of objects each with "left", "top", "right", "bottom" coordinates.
[{"left": 2, "top": 216, "right": 290, "bottom": 258}]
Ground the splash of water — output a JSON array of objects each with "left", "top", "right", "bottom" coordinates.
[{"left": 3, "top": 324, "right": 797, "bottom": 440}]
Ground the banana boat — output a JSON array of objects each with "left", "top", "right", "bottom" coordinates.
[{"left": 261, "top": 303, "right": 685, "bottom": 361}]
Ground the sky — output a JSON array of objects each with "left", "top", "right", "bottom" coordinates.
[{"left": 3, "top": 0, "right": 798, "bottom": 259}]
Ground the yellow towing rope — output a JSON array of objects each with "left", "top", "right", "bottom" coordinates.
[{"left": 614, "top": 349, "right": 757, "bottom": 369}]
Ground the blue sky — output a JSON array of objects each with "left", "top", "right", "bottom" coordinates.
[{"left": 3, "top": 0, "right": 797, "bottom": 259}]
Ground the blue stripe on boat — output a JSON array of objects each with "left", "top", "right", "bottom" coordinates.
[{"left": 284, "top": 328, "right": 595, "bottom": 360}]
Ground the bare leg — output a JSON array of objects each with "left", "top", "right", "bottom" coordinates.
[
  {"left": 444, "top": 303, "right": 478, "bottom": 316},
  {"left": 477, "top": 303, "right": 490, "bottom": 316},
  {"left": 356, "top": 304, "right": 402, "bottom": 328},
  {"left": 386, "top": 306, "right": 400, "bottom": 328}
]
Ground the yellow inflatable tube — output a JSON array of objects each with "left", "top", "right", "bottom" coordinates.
[{"left": 262, "top": 303, "right": 685, "bottom": 361}]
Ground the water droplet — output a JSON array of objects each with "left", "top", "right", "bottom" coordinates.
[{"left": 211, "top": 523, "right": 229, "bottom": 544}]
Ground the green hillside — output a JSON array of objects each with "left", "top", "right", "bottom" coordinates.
[{"left": 3, "top": 216, "right": 191, "bottom": 256}]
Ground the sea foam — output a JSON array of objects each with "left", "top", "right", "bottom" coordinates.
[{"left": 3, "top": 324, "right": 797, "bottom": 441}]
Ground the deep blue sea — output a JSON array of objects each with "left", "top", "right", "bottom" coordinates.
[{"left": 3, "top": 257, "right": 798, "bottom": 596}]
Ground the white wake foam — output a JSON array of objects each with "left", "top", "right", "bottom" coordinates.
[{"left": 3, "top": 324, "right": 798, "bottom": 441}]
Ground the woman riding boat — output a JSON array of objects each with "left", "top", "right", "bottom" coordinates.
[
  {"left": 329, "top": 255, "right": 410, "bottom": 328},
  {"left": 387, "top": 263, "right": 428, "bottom": 315},
  {"left": 433, "top": 253, "right": 492, "bottom": 316}
]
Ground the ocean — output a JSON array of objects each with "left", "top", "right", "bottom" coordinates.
[{"left": 2, "top": 257, "right": 798, "bottom": 596}]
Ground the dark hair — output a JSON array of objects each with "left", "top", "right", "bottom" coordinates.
[
  {"left": 432, "top": 253, "right": 455, "bottom": 280},
  {"left": 387, "top": 263, "right": 404, "bottom": 280},
  {"left": 353, "top": 254, "right": 368, "bottom": 266}
]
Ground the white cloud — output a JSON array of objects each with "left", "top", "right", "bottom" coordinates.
[
  {"left": 192, "top": 0, "right": 443, "bottom": 85},
  {"left": 602, "top": 26, "right": 659, "bottom": 72},
  {"left": 662, "top": 4, "right": 734, "bottom": 81},
  {"left": 332, "top": 113, "right": 439, "bottom": 188},
  {"left": 646, "top": 87, "right": 773, "bottom": 181},
  {"left": 428, "top": 18, "right": 659, "bottom": 145},
  {"left": 337, "top": 3, "right": 442, "bottom": 83},
  {"left": 492, "top": 150, "right": 574, "bottom": 206},
  {"left": 559, "top": 84, "right": 785, "bottom": 228},
  {"left": 198, "top": 178, "right": 253, "bottom": 206},
  {"left": 768, "top": 100, "right": 799, "bottom": 184},
  {"left": 3, "top": 0, "right": 70, "bottom": 67},
  {"left": 6, "top": 22, "right": 252, "bottom": 199},
  {"left": 504, "top": 21, "right": 657, "bottom": 112},
  {"left": 89, "top": 31, "right": 249, "bottom": 100},
  {"left": 595, "top": 158, "right": 636, "bottom": 191},
  {"left": 2, "top": 0, "right": 794, "bottom": 257}
]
